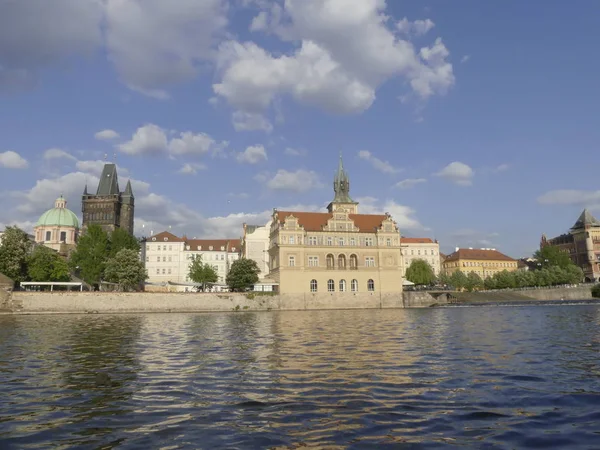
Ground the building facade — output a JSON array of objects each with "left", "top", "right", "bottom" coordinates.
[
  {"left": 34, "top": 195, "right": 79, "bottom": 254},
  {"left": 81, "top": 163, "right": 134, "bottom": 234},
  {"left": 541, "top": 209, "right": 600, "bottom": 282},
  {"left": 401, "top": 237, "right": 441, "bottom": 275},
  {"left": 241, "top": 220, "right": 271, "bottom": 278},
  {"left": 267, "top": 156, "right": 403, "bottom": 294},
  {"left": 442, "top": 248, "right": 518, "bottom": 279},
  {"left": 142, "top": 231, "right": 241, "bottom": 290}
]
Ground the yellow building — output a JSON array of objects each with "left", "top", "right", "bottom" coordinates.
[
  {"left": 442, "top": 247, "right": 517, "bottom": 279},
  {"left": 267, "top": 156, "right": 403, "bottom": 294}
]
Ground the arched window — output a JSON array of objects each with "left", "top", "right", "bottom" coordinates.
[
  {"left": 327, "top": 279, "right": 335, "bottom": 292},
  {"left": 339, "top": 279, "right": 346, "bottom": 292},
  {"left": 351, "top": 279, "right": 358, "bottom": 292},
  {"left": 326, "top": 254, "right": 335, "bottom": 269},
  {"left": 338, "top": 254, "right": 346, "bottom": 269},
  {"left": 349, "top": 254, "right": 358, "bottom": 269},
  {"left": 367, "top": 279, "right": 375, "bottom": 291},
  {"left": 310, "top": 279, "right": 318, "bottom": 292}
]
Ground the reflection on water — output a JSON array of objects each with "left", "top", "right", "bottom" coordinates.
[{"left": 1, "top": 306, "right": 600, "bottom": 448}]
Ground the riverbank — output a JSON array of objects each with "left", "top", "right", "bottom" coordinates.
[{"left": 0, "top": 286, "right": 593, "bottom": 314}]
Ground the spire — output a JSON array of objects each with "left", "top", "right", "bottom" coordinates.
[
  {"left": 96, "top": 163, "right": 119, "bottom": 195},
  {"left": 572, "top": 208, "right": 600, "bottom": 230},
  {"left": 83, "top": 184, "right": 88, "bottom": 196},
  {"left": 332, "top": 152, "right": 353, "bottom": 203},
  {"left": 124, "top": 179, "right": 133, "bottom": 196}
]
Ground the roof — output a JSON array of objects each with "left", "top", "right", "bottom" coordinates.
[
  {"left": 402, "top": 237, "right": 434, "bottom": 244},
  {"left": 97, "top": 163, "right": 120, "bottom": 196},
  {"left": 275, "top": 211, "right": 388, "bottom": 233},
  {"left": 148, "top": 231, "right": 185, "bottom": 242},
  {"left": 444, "top": 248, "right": 516, "bottom": 263},
  {"left": 572, "top": 209, "right": 600, "bottom": 229},
  {"left": 35, "top": 197, "right": 79, "bottom": 228},
  {"left": 185, "top": 239, "right": 241, "bottom": 252}
]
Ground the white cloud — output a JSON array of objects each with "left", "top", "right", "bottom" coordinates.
[
  {"left": 358, "top": 150, "right": 402, "bottom": 174},
  {"left": 395, "top": 178, "right": 426, "bottom": 189},
  {"left": 178, "top": 163, "right": 206, "bottom": 175},
  {"left": 236, "top": 145, "right": 268, "bottom": 164},
  {"left": 0, "top": 150, "right": 28, "bottom": 169},
  {"left": 434, "top": 161, "right": 474, "bottom": 186},
  {"left": 214, "top": 0, "right": 454, "bottom": 127},
  {"left": 537, "top": 190, "right": 600, "bottom": 206},
  {"left": 119, "top": 124, "right": 168, "bottom": 156},
  {"left": 94, "top": 129, "right": 120, "bottom": 141},
  {"left": 357, "top": 196, "right": 423, "bottom": 230},
  {"left": 232, "top": 111, "right": 273, "bottom": 132},
  {"left": 43, "top": 148, "right": 76, "bottom": 161},
  {"left": 460, "top": 55, "right": 470, "bottom": 63},
  {"left": 494, "top": 163, "right": 510, "bottom": 172},
  {"left": 396, "top": 18, "right": 435, "bottom": 36},
  {"left": 169, "top": 131, "right": 224, "bottom": 156},
  {"left": 284, "top": 147, "right": 307, "bottom": 157},
  {"left": 264, "top": 169, "right": 323, "bottom": 192}
]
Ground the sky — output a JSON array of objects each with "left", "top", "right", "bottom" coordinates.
[{"left": 1, "top": 0, "right": 599, "bottom": 258}]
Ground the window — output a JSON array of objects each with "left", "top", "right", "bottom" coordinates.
[
  {"left": 169, "top": 245, "right": 172, "bottom": 251},
  {"left": 146, "top": 256, "right": 149, "bottom": 262},
  {"left": 45, "top": 231, "right": 51, "bottom": 241},
  {"left": 209, "top": 246, "right": 213, "bottom": 250},
  {"left": 309, "top": 236, "right": 317, "bottom": 245},
  {"left": 168, "top": 268, "right": 171, "bottom": 274},
  {"left": 328, "top": 279, "right": 335, "bottom": 292},
  {"left": 365, "top": 238, "right": 373, "bottom": 247},
  {"left": 327, "top": 237, "right": 333, "bottom": 246},
  {"left": 310, "top": 279, "right": 318, "bottom": 292},
  {"left": 368, "top": 279, "right": 375, "bottom": 291},
  {"left": 156, "top": 268, "right": 160, "bottom": 274},
  {"left": 163, "top": 245, "right": 167, "bottom": 250},
  {"left": 156, "top": 256, "right": 160, "bottom": 262},
  {"left": 386, "top": 238, "right": 391, "bottom": 247},
  {"left": 168, "top": 256, "right": 172, "bottom": 262},
  {"left": 326, "top": 254, "right": 335, "bottom": 269},
  {"left": 308, "top": 256, "right": 319, "bottom": 267},
  {"left": 146, "top": 244, "right": 150, "bottom": 251},
  {"left": 60, "top": 231, "right": 67, "bottom": 242},
  {"left": 289, "top": 235, "right": 295, "bottom": 245},
  {"left": 221, "top": 246, "right": 225, "bottom": 251},
  {"left": 339, "top": 237, "right": 345, "bottom": 246},
  {"left": 351, "top": 279, "right": 358, "bottom": 292},
  {"left": 289, "top": 255, "right": 295, "bottom": 267},
  {"left": 339, "top": 279, "right": 346, "bottom": 292},
  {"left": 338, "top": 254, "right": 346, "bottom": 269},
  {"left": 350, "top": 254, "right": 358, "bottom": 269},
  {"left": 350, "top": 238, "right": 356, "bottom": 246},
  {"left": 162, "top": 268, "right": 166, "bottom": 274},
  {"left": 365, "top": 257, "right": 375, "bottom": 267},
  {"left": 163, "top": 256, "right": 166, "bottom": 262}
]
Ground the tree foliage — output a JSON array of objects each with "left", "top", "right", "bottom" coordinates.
[
  {"left": 483, "top": 266, "right": 583, "bottom": 290},
  {"left": 449, "top": 270, "right": 469, "bottom": 290},
  {"left": 592, "top": 284, "right": 600, "bottom": 299},
  {"left": 109, "top": 228, "right": 140, "bottom": 258},
  {"left": 465, "top": 272, "right": 483, "bottom": 292},
  {"left": 69, "top": 224, "right": 109, "bottom": 286},
  {"left": 405, "top": 259, "right": 436, "bottom": 285},
  {"left": 104, "top": 249, "right": 147, "bottom": 291},
  {"left": 27, "top": 246, "right": 70, "bottom": 282},
  {"left": 0, "top": 226, "right": 33, "bottom": 282},
  {"left": 226, "top": 258, "right": 260, "bottom": 292},
  {"left": 533, "top": 245, "right": 574, "bottom": 270},
  {"left": 188, "top": 255, "right": 218, "bottom": 291}
]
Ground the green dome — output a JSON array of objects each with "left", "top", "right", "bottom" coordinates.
[{"left": 35, "top": 196, "right": 80, "bottom": 228}]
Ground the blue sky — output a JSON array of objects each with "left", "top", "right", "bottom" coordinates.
[{"left": 1, "top": 0, "right": 599, "bottom": 258}]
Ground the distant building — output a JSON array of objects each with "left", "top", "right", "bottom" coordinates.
[
  {"left": 401, "top": 238, "right": 441, "bottom": 275},
  {"left": 142, "top": 231, "right": 241, "bottom": 291},
  {"left": 541, "top": 209, "right": 600, "bottom": 282},
  {"left": 241, "top": 220, "right": 278, "bottom": 291},
  {"left": 442, "top": 247, "right": 518, "bottom": 279},
  {"left": 267, "top": 155, "right": 403, "bottom": 294},
  {"left": 81, "top": 163, "right": 134, "bottom": 235},
  {"left": 34, "top": 195, "right": 79, "bottom": 254}
]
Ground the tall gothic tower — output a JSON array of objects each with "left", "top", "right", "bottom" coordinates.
[
  {"left": 327, "top": 153, "right": 358, "bottom": 214},
  {"left": 81, "top": 163, "right": 135, "bottom": 234}
]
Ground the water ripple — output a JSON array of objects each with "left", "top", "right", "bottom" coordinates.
[{"left": 1, "top": 306, "right": 600, "bottom": 448}]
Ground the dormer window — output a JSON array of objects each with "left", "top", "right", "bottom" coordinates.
[
  {"left": 209, "top": 246, "right": 213, "bottom": 250},
  {"left": 152, "top": 237, "right": 156, "bottom": 241},
  {"left": 197, "top": 246, "right": 201, "bottom": 250},
  {"left": 232, "top": 247, "right": 236, "bottom": 252},
  {"left": 186, "top": 245, "right": 190, "bottom": 250},
  {"left": 164, "top": 237, "right": 168, "bottom": 241},
  {"left": 221, "top": 246, "right": 225, "bottom": 251}
]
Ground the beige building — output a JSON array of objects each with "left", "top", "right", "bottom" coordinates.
[
  {"left": 442, "top": 247, "right": 518, "bottom": 279},
  {"left": 267, "top": 156, "right": 403, "bottom": 294},
  {"left": 401, "top": 237, "right": 441, "bottom": 275},
  {"left": 142, "top": 231, "right": 240, "bottom": 291},
  {"left": 241, "top": 220, "right": 278, "bottom": 291},
  {"left": 34, "top": 195, "right": 79, "bottom": 255}
]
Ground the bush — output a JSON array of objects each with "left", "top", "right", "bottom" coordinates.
[{"left": 592, "top": 284, "right": 600, "bottom": 298}]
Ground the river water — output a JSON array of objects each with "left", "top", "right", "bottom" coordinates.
[{"left": 1, "top": 306, "right": 600, "bottom": 449}]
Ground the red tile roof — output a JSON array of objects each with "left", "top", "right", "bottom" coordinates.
[
  {"left": 402, "top": 237, "right": 434, "bottom": 244},
  {"left": 184, "top": 239, "right": 241, "bottom": 252},
  {"left": 148, "top": 231, "right": 185, "bottom": 242},
  {"left": 444, "top": 248, "right": 516, "bottom": 262},
  {"left": 275, "top": 211, "right": 388, "bottom": 233}
]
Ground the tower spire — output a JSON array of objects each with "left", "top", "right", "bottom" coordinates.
[{"left": 332, "top": 152, "right": 353, "bottom": 204}]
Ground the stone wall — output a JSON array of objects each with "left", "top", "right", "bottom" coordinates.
[
  {"left": 519, "top": 286, "right": 593, "bottom": 301},
  {"left": 402, "top": 291, "right": 440, "bottom": 307}
]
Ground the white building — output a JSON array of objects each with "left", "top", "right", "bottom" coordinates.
[
  {"left": 241, "top": 220, "right": 278, "bottom": 292},
  {"left": 142, "top": 231, "right": 241, "bottom": 291},
  {"left": 401, "top": 237, "right": 441, "bottom": 276}
]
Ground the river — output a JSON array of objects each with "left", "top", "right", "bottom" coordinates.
[{"left": 1, "top": 306, "right": 600, "bottom": 448}]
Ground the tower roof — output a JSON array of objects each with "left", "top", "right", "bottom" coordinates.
[
  {"left": 123, "top": 179, "right": 134, "bottom": 197},
  {"left": 35, "top": 196, "right": 79, "bottom": 228},
  {"left": 572, "top": 209, "right": 600, "bottom": 229},
  {"left": 96, "top": 163, "right": 120, "bottom": 196},
  {"left": 332, "top": 153, "right": 354, "bottom": 203}
]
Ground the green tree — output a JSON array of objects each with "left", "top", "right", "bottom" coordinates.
[
  {"left": 109, "top": 228, "right": 140, "bottom": 257},
  {"left": 449, "top": 270, "right": 468, "bottom": 290},
  {"left": 533, "top": 246, "right": 574, "bottom": 270},
  {"left": 592, "top": 284, "right": 600, "bottom": 298},
  {"left": 495, "top": 270, "right": 517, "bottom": 289},
  {"left": 405, "top": 259, "right": 436, "bottom": 285},
  {"left": 27, "top": 246, "right": 70, "bottom": 282},
  {"left": 104, "top": 249, "right": 147, "bottom": 291},
  {"left": 437, "top": 272, "right": 451, "bottom": 286},
  {"left": 226, "top": 258, "right": 260, "bottom": 292},
  {"left": 0, "top": 226, "right": 33, "bottom": 283},
  {"left": 69, "top": 224, "right": 109, "bottom": 286},
  {"left": 188, "top": 255, "right": 219, "bottom": 291},
  {"left": 465, "top": 272, "right": 483, "bottom": 292}
]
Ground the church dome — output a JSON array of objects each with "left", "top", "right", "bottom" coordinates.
[{"left": 35, "top": 196, "right": 79, "bottom": 228}]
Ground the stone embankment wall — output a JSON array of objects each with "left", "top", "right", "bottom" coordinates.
[
  {"left": 8, "top": 290, "right": 418, "bottom": 314},
  {"left": 520, "top": 286, "right": 593, "bottom": 301}
]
